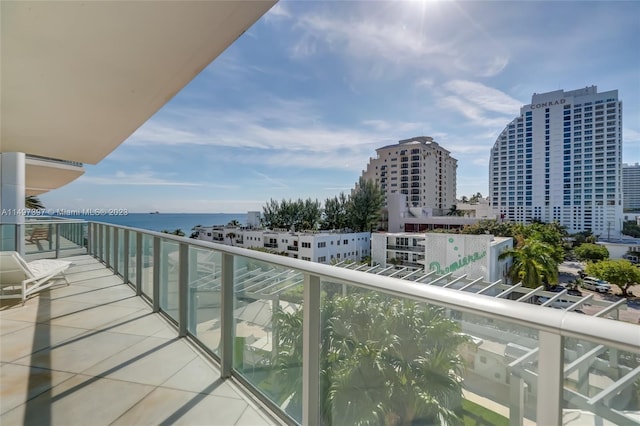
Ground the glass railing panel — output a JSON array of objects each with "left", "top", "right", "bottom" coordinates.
[
  {"left": 159, "top": 239, "right": 179, "bottom": 321},
  {"left": 187, "top": 247, "right": 222, "bottom": 355},
  {"left": 562, "top": 337, "right": 640, "bottom": 425},
  {"left": 0, "top": 224, "right": 17, "bottom": 251},
  {"left": 24, "top": 222, "right": 56, "bottom": 254},
  {"left": 141, "top": 234, "right": 154, "bottom": 298},
  {"left": 233, "top": 255, "right": 304, "bottom": 422},
  {"left": 57, "top": 222, "right": 87, "bottom": 253},
  {"left": 116, "top": 228, "right": 125, "bottom": 276},
  {"left": 318, "top": 279, "right": 539, "bottom": 426},
  {"left": 128, "top": 232, "right": 137, "bottom": 285},
  {"left": 57, "top": 221, "right": 85, "bottom": 249}
]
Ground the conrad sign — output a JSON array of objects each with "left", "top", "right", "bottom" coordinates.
[{"left": 529, "top": 98, "right": 566, "bottom": 110}]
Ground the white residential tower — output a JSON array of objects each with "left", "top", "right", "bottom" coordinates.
[{"left": 489, "top": 86, "right": 623, "bottom": 237}]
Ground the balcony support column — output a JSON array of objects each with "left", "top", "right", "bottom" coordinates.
[
  {"left": 0, "top": 152, "right": 26, "bottom": 254},
  {"left": 302, "top": 274, "right": 321, "bottom": 426},
  {"left": 220, "top": 253, "right": 235, "bottom": 378},
  {"left": 537, "top": 331, "right": 563, "bottom": 426}
]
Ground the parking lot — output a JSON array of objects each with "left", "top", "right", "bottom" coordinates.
[{"left": 558, "top": 261, "right": 640, "bottom": 324}]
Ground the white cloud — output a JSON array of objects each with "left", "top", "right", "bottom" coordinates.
[
  {"left": 443, "top": 80, "right": 522, "bottom": 116},
  {"left": 438, "top": 95, "right": 511, "bottom": 129},
  {"left": 361, "top": 119, "right": 422, "bottom": 133},
  {"left": 286, "top": 6, "right": 509, "bottom": 79},
  {"left": 265, "top": 3, "right": 292, "bottom": 21},
  {"left": 78, "top": 171, "right": 228, "bottom": 188},
  {"left": 125, "top": 97, "right": 419, "bottom": 172}
]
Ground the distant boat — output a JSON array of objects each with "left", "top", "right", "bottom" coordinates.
[{"left": 150, "top": 211, "right": 160, "bottom": 214}]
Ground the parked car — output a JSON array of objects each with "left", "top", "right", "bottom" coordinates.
[
  {"left": 582, "top": 277, "right": 612, "bottom": 293},
  {"left": 537, "top": 296, "right": 573, "bottom": 309}
]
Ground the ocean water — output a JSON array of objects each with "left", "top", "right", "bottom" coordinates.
[{"left": 57, "top": 213, "right": 247, "bottom": 234}]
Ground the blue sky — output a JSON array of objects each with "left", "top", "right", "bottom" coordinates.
[{"left": 43, "top": 1, "right": 640, "bottom": 213}]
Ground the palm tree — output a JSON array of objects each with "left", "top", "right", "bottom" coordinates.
[
  {"left": 227, "top": 219, "right": 241, "bottom": 227},
  {"left": 446, "top": 204, "right": 464, "bottom": 217},
  {"left": 25, "top": 196, "right": 45, "bottom": 210},
  {"left": 498, "top": 238, "right": 559, "bottom": 288},
  {"left": 226, "top": 232, "right": 237, "bottom": 246},
  {"left": 269, "top": 293, "right": 467, "bottom": 425}
]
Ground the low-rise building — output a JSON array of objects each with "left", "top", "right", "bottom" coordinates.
[
  {"left": 386, "top": 193, "right": 486, "bottom": 233},
  {"left": 194, "top": 225, "right": 371, "bottom": 265},
  {"left": 371, "top": 232, "right": 513, "bottom": 282}
]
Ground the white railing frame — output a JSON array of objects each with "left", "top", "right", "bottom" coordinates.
[{"left": 86, "top": 221, "right": 640, "bottom": 426}]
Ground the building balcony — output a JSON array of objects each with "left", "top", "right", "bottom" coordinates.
[
  {"left": 287, "top": 246, "right": 299, "bottom": 252},
  {"left": 386, "top": 244, "right": 423, "bottom": 253},
  {"left": 1, "top": 221, "right": 639, "bottom": 426}
]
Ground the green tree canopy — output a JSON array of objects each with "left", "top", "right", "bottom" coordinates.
[
  {"left": 622, "top": 221, "right": 640, "bottom": 238},
  {"left": 585, "top": 259, "right": 640, "bottom": 297},
  {"left": 574, "top": 243, "right": 609, "bottom": 262},
  {"left": 347, "top": 177, "right": 384, "bottom": 232},
  {"left": 270, "top": 292, "right": 467, "bottom": 425},
  {"left": 262, "top": 198, "right": 322, "bottom": 231},
  {"left": 321, "top": 193, "right": 349, "bottom": 230},
  {"left": 161, "top": 229, "right": 185, "bottom": 237}
]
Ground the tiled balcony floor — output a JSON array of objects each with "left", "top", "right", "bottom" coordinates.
[{"left": 0, "top": 255, "right": 280, "bottom": 426}]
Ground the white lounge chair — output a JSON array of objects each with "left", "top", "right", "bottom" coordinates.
[{"left": 0, "top": 251, "right": 71, "bottom": 303}]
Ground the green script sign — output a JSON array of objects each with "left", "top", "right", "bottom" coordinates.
[{"left": 428, "top": 250, "right": 487, "bottom": 275}]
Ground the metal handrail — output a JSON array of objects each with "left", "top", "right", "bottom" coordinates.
[{"left": 87, "top": 220, "right": 640, "bottom": 353}]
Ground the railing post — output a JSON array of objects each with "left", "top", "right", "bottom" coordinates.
[
  {"left": 152, "top": 236, "right": 160, "bottom": 313},
  {"left": 98, "top": 224, "right": 104, "bottom": 261},
  {"left": 123, "top": 229, "right": 130, "bottom": 284},
  {"left": 48, "top": 223, "right": 53, "bottom": 251},
  {"left": 178, "top": 243, "right": 189, "bottom": 337},
  {"left": 113, "top": 227, "right": 119, "bottom": 275},
  {"left": 537, "top": 331, "right": 563, "bottom": 426},
  {"left": 87, "top": 223, "right": 92, "bottom": 255},
  {"left": 135, "top": 232, "right": 142, "bottom": 296},
  {"left": 54, "top": 223, "right": 61, "bottom": 258},
  {"left": 105, "top": 226, "right": 111, "bottom": 268},
  {"left": 509, "top": 373, "right": 525, "bottom": 426},
  {"left": 303, "top": 273, "right": 321, "bottom": 426},
  {"left": 220, "top": 252, "right": 235, "bottom": 378}
]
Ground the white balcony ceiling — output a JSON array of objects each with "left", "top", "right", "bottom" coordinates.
[{"left": 1, "top": 1, "right": 275, "bottom": 165}]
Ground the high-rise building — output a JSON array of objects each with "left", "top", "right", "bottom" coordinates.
[
  {"left": 489, "top": 86, "right": 623, "bottom": 237},
  {"left": 361, "top": 136, "right": 457, "bottom": 211},
  {"left": 623, "top": 163, "right": 640, "bottom": 211}
]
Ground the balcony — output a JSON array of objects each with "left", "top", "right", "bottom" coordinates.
[
  {"left": 287, "top": 246, "right": 299, "bottom": 252},
  {"left": 2, "top": 221, "right": 640, "bottom": 426},
  {"left": 386, "top": 244, "right": 424, "bottom": 253},
  {"left": 0, "top": 254, "right": 279, "bottom": 425}
]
